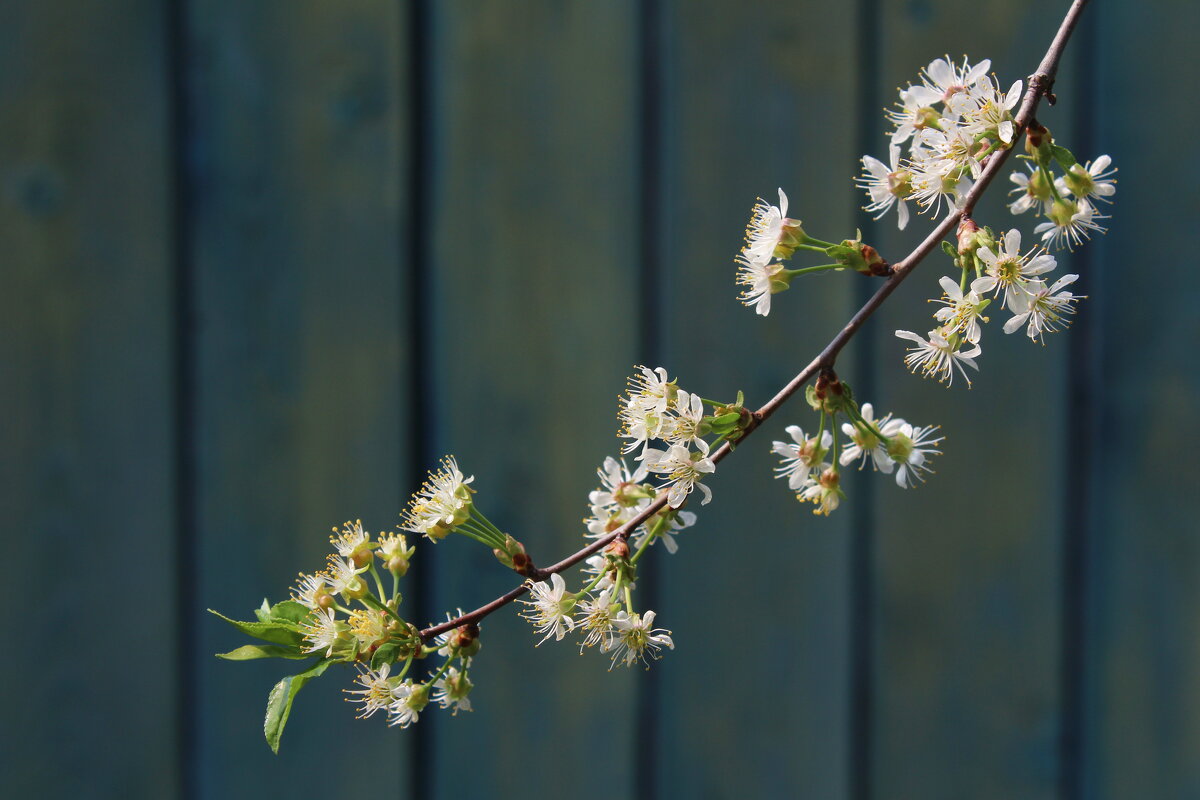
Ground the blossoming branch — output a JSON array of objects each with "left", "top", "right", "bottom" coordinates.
[{"left": 212, "top": 0, "right": 1100, "bottom": 752}]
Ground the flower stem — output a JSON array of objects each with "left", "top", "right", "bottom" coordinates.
[{"left": 784, "top": 263, "right": 846, "bottom": 277}]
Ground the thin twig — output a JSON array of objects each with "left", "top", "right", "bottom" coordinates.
[{"left": 420, "top": 0, "right": 1090, "bottom": 642}]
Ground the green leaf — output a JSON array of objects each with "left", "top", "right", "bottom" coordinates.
[
  {"left": 263, "top": 659, "right": 334, "bottom": 754},
  {"left": 370, "top": 642, "right": 402, "bottom": 671},
  {"left": 254, "top": 599, "right": 272, "bottom": 623},
  {"left": 941, "top": 240, "right": 958, "bottom": 259},
  {"left": 1051, "top": 144, "right": 1077, "bottom": 168},
  {"left": 268, "top": 600, "right": 311, "bottom": 625},
  {"left": 216, "top": 644, "right": 309, "bottom": 661},
  {"left": 209, "top": 609, "right": 305, "bottom": 647}
]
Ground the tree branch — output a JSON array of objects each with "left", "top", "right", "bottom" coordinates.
[{"left": 420, "top": 0, "right": 1090, "bottom": 642}]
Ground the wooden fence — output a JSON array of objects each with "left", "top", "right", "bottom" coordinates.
[{"left": 3, "top": 1, "right": 1197, "bottom": 798}]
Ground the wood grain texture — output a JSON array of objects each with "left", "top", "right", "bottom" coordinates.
[
  {"left": 0, "top": 2, "right": 177, "bottom": 796},
  {"left": 186, "top": 2, "right": 413, "bottom": 795},
  {"left": 651, "top": 3, "right": 858, "bottom": 797},
  {"left": 1084, "top": 1, "right": 1200, "bottom": 797},
  {"left": 424, "top": 2, "right": 641, "bottom": 796},
  {"left": 869, "top": 2, "right": 1080, "bottom": 797}
]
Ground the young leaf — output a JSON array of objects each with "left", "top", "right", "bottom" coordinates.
[
  {"left": 263, "top": 659, "right": 334, "bottom": 754},
  {"left": 1051, "top": 144, "right": 1077, "bottom": 168},
  {"left": 209, "top": 609, "right": 305, "bottom": 647},
  {"left": 254, "top": 599, "right": 272, "bottom": 623},
  {"left": 941, "top": 240, "right": 959, "bottom": 259},
  {"left": 216, "top": 644, "right": 308, "bottom": 661},
  {"left": 268, "top": 600, "right": 312, "bottom": 625},
  {"left": 370, "top": 642, "right": 402, "bottom": 671}
]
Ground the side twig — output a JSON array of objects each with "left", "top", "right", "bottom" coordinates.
[{"left": 420, "top": 0, "right": 1090, "bottom": 642}]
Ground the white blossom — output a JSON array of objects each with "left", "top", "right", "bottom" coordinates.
[
  {"left": 741, "top": 188, "right": 795, "bottom": 264},
  {"left": 576, "top": 588, "right": 620, "bottom": 651},
  {"left": 608, "top": 610, "right": 674, "bottom": 669},
  {"left": 918, "top": 55, "right": 992, "bottom": 107},
  {"left": 386, "top": 682, "right": 428, "bottom": 729},
  {"left": 840, "top": 404, "right": 898, "bottom": 472},
  {"left": 643, "top": 444, "right": 715, "bottom": 508},
  {"left": 975, "top": 229, "right": 1057, "bottom": 311},
  {"left": 290, "top": 571, "right": 328, "bottom": 610},
  {"left": 585, "top": 456, "right": 650, "bottom": 538},
  {"left": 895, "top": 329, "right": 982, "bottom": 387},
  {"left": 932, "top": 275, "right": 993, "bottom": 344},
  {"left": 345, "top": 664, "right": 402, "bottom": 719},
  {"left": 330, "top": 519, "right": 369, "bottom": 558},
  {"left": 735, "top": 252, "right": 786, "bottom": 317},
  {"left": 1008, "top": 166, "right": 1056, "bottom": 216},
  {"left": 1003, "top": 273, "right": 1084, "bottom": 343},
  {"left": 1035, "top": 199, "right": 1107, "bottom": 251},
  {"left": 857, "top": 144, "right": 912, "bottom": 230},
  {"left": 300, "top": 607, "right": 341, "bottom": 656},
  {"left": 518, "top": 572, "right": 576, "bottom": 644},
  {"left": 772, "top": 425, "right": 832, "bottom": 490},
  {"left": 797, "top": 467, "right": 842, "bottom": 516},
  {"left": 619, "top": 366, "right": 676, "bottom": 453},
  {"left": 957, "top": 75, "right": 1022, "bottom": 144},
  {"left": 885, "top": 423, "right": 944, "bottom": 488},
  {"left": 629, "top": 509, "right": 695, "bottom": 555},
  {"left": 664, "top": 390, "right": 710, "bottom": 454},
  {"left": 431, "top": 667, "right": 473, "bottom": 715},
  {"left": 400, "top": 456, "right": 475, "bottom": 540},
  {"left": 1060, "top": 155, "right": 1117, "bottom": 204}
]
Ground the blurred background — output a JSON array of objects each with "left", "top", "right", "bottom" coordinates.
[{"left": 3, "top": 1, "right": 1197, "bottom": 798}]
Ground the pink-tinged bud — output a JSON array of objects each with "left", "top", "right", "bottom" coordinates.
[
  {"left": 956, "top": 218, "right": 980, "bottom": 253},
  {"left": 819, "top": 467, "right": 840, "bottom": 489},
  {"left": 606, "top": 539, "right": 630, "bottom": 559}
]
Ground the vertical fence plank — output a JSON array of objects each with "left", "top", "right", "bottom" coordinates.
[
  {"left": 0, "top": 3, "right": 177, "bottom": 796},
  {"left": 187, "top": 2, "right": 413, "bottom": 795},
  {"left": 652, "top": 3, "right": 859, "bottom": 797},
  {"left": 868, "top": 2, "right": 1080, "bottom": 797},
  {"left": 426, "top": 2, "right": 640, "bottom": 796},
  {"left": 1085, "top": 1, "right": 1200, "bottom": 797}
]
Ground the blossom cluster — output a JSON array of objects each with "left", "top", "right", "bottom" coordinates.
[
  {"left": 771, "top": 375, "right": 943, "bottom": 515},
  {"left": 212, "top": 459, "right": 514, "bottom": 750},
  {"left": 520, "top": 364, "right": 751, "bottom": 667},
  {"left": 618, "top": 365, "right": 722, "bottom": 508},
  {"left": 850, "top": 55, "right": 1115, "bottom": 385},
  {"left": 860, "top": 56, "right": 1023, "bottom": 226}
]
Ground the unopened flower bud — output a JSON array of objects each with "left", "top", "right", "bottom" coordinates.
[
  {"left": 605, "top": 538, "right": 630, "bottom": 560},
  {"left": 1024, "top": 121, "right": 1054, "bottom": 165}
]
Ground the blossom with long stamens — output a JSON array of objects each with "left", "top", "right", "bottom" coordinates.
[
  {"left": 1003, "top": 274, "right": 1084, "bottom": 343},
  {"left": 840, "top": 404, "right": 899, "bottom": 473},
  {"left": 932, "top": 275, "right": 993, "bottom": 344},
  {"left": 1035, "top": 199, "right": 1107, "bottom": 251},
  {"left": 608, "top": 610, "right": 674, "bottom": 669},
  {"left": 642, "top": 444, "right": 716, "bottom": 508},
  {"left": 858, "top": 144, "right": 913, "bottom": 230},
  {"left": 975, "top": 229, "right": 1057, "bottom": 311},
  {"left": 885, "top": 423, "right": 944, "bottom": 488},
  {"left": 518, "top": 573, "right": 577, "bottom": 644},
  {"left": 772, "top": 425, "right": 832, "bottom": 490},
  {"left": 895, "top": 329, "right": 981, "bottom": 387}
]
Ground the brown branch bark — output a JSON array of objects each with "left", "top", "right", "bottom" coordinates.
[{"left": 420, "top": 0, "right": 1090, "bottom": 642}]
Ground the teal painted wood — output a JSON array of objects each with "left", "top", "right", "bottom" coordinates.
[
  {"left": 651, "top": 3, "right": 858, "bottom": 797},
  {"left": 425, "top": 2, "right": 641, "bottom": 796},
  {"left": 186, "top": 2, "right": 414, "bottom": 795},
  {"left": 0, "top": 3, "right": 178, "bottom": 796},
  {"left": 869, "top": 3, "right": 1079, "bottom": 797},
  {"left": 1086, "top": 1, "right": 1200, "bottom": 797}
]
